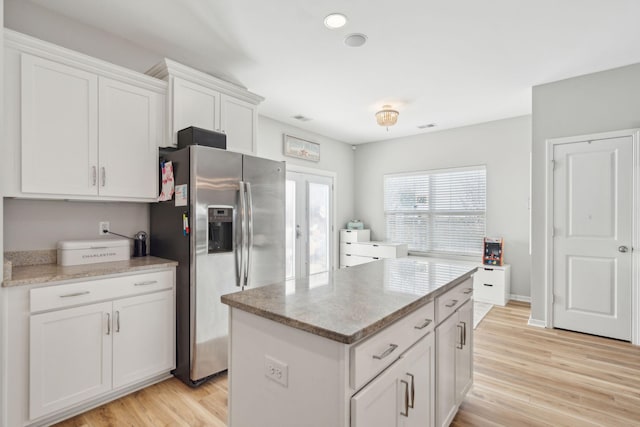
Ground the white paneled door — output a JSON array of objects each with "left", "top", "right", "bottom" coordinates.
[
  {"left": 286, "top": 171, "right": 333, "bottom": 279},
  {"left": 552, "top": 136, "right": 633, "bottom": 340}
]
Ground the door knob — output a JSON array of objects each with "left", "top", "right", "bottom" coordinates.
[
  {"left": 618, "top": 246, "right": 629, "bottom": 253},
  {"left": 295, "top": 224, "right": 301, "bottom": 238}
]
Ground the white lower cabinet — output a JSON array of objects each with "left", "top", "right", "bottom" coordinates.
[
  {"left": 28, "top": 270, "right": 175, "bottom": 421},
  {"left": 29, "top": 301, "right": 113, "bottom": 419},
  {"left": 436, "top": 298, "right": 473, "bottom": 427},
  {"left": 351, "top": 334, "right": 434, "bottom": 427}
]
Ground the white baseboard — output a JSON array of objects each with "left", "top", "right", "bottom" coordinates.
[
  {"left": 527, "top": 317, "right": 546, "bottom": 328},
  {"left": 509, "top": 294, "right": 531, "bottom": 303}
]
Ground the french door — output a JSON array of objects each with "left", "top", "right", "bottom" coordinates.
[{"left": 285, "top": 171, "right": 333, "bottom": 279}]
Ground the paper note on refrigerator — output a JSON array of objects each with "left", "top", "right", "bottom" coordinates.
[{"left": 175, "top": 184, "right": 188, "bottom": 207}]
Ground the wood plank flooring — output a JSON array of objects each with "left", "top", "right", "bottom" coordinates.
[{"left": 55, "top": 301, "right": 640, "bottom": 426}]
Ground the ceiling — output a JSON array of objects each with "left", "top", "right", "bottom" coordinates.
[{"left": 16, "top": 0, "right": 640, "bottom": 144}]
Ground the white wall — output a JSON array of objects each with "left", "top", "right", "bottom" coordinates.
[
  {"left": 531, "top": 63, "right": 640, "bottom": 323},
  {"left": 354, "top": 116, "right": 531, "bottom": 298},
  {"left": 3, "top": 199, "right": 149, "bottom": 251},
  {"left": 257, "top": 116, "right": 355, "bottom": 267}
]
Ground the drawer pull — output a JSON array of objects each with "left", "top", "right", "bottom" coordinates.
[
  {"left": 483, "top": 283, "right": 494, "bottom": 287},
  {"left": 346, "top": 242, "right": 352, "bottom": 245},
  {"left": 373, "top": 257, "right": 380, "bottom": 260},
  {"left": 372, "top": 343, "right": 398, "bottom": 360},
  {"left": 89, "top": 246, "right": 108, "bottom": 250},
  {"left": 463, "top": 288, "right": 473, "bottom": 294},
  {"left": 373, "top": 244, "right": 379, "bottom": 247},
  {"left": 400, "top": 379, "right": 409, "bottom": 417},
  {"left": 346, "top": 230, "right": 352, "bottom": 233},
  {"left": 134, "top": 280, "right": 158, "bottom": 286},
  {"left": 483, "top": 268, "right": 494, "bottom": 271},
  {"left": 346, "top": 254, "right": 351, "bottom": 257},
  {"left": 414, "top": 318, "right": 432, "bottom": 330},
  {"left": 445, "top": 299, "right": 459, "bottom": 308},
  {"left": 59, "top": 291, "right": 90, "bottom": 298}
]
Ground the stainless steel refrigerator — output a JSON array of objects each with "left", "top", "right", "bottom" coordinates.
[{"left": 150, "top": 145, "right": 285, "bottom": 386}]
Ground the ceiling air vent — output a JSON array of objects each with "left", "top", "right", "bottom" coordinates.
[{"left": 292, "top": 115, "right": 312, "bottom": 122}]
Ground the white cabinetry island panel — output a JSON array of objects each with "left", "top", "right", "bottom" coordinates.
[{"left": 222, "top": 258, "right": 476, "bottom": 427}]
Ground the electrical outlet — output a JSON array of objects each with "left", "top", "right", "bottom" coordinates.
[
  {"left": 99, "top": 221, "right": 110, "bottom": 235},
  {"left": 264, "top": 355, "right": 288, "bottom": 387}
]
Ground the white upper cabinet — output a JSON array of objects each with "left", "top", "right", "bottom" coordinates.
[
  {"left": 146, "top": 59, "right": 263, "bottom": 154},
  {"left": 4, "top": 30, "right": 166, "bottom": 201},
  {"left": 21, "top": 54, "right": 99, "bottom": 196}
]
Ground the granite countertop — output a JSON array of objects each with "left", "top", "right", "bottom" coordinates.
[
  {"left": 221, "top": 258, "right": 476, "bottom": 344},
  {"left": 2, "top": 256, "right": 178, "bottom": 287}
]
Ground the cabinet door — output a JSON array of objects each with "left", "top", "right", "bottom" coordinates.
[
  {"left": 351, "top": 356, "right": 406, "bottom": 427},
  {"left": 21, "top": 54, "right": 98, "bottom": 196},
  {"left": 435, "top": 313, "right": 458, "bottom": 427},
  {"left": 403, "top": 334, "right": 435, "bottom": 427},
  {"left": 98, "top": 77, "right": 160, "bottom": 199},
  {"left": 173, "top": 77, "right": 220, "bottom": 144},
  {"left": 30, "top": 301, "right": 112, "bottom": 419},
  {"left": 220, "top": 94, "right": 257, "bottom": 154},
  {"left": 112, "top": 290, "right": 175, "bottom": 389},
  {"left": 455, "top": 301, "right": 473, "bottom": 403}
]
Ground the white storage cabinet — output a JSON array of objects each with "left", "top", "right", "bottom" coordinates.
[
  {"left": 473, "top": 264, "right": 511, "bottom": 306},
  {"left": 435, "top": 280, "right": 473, "bottom": 427},
  {"left": 4, "top": 30, "right": 165, "bottom": 201},
  {"left": 146, "top": 59, "right": 264, "bottom": 154},
  {"left": 339, "top": 229, "right": 409, "bottom": 268},
  {"left": 29, "top": 270, "right": 175, "bottom": 421}
]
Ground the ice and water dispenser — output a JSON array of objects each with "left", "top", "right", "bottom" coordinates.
[{"left": 208, "top": 206, "right": 233, "bottom": 253}]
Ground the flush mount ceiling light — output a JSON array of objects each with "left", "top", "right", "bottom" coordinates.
[
  {"left": 344, "top": 33, "right": 367, "bottom": 47},
  {"left": 324, "top": 13, "right": 347, "bottom": 29},
  {"left": 375, "top": 105, "right": 399, "bottom": 130}
]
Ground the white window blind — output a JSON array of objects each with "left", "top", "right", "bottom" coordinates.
[{"left": 384, "top": 166, "right": 486, "bottom": 257}]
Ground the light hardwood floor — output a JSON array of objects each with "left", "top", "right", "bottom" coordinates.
[{"left": 55, "top": 301, "right": 640, "bottom": 427}]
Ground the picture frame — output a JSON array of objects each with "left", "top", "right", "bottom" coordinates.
[{"left": 283, "top": 134, "right": 320, "bottom": 162}]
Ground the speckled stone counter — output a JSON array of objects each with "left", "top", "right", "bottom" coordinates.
[
  {"left": 2, "top": 256, "right": 178, "bottom": 287},
  {"left": 222, "top": 257, "right": 476, "bottom": 344}
]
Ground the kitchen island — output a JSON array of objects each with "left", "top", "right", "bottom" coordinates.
[{"left": 221, "top": 258, "right": 476, "bottom": 427}]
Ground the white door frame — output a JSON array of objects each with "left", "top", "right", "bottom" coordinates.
[
  {"left": 286, "top": 164, "right": 338, "bottom": 273},
  {"left": 544, "top": 128, "right": 640, "bottom": 345}
]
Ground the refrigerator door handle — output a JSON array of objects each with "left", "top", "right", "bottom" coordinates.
[
  {"left": 245, "top": 182, "right": 254, "bottom": 287},
  {"left": 236, "top": 181, "right": 246, "bottom": 287}
]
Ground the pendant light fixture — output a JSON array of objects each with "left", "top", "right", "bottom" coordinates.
[{"left": 375, "top": 105, "right": 399, "bottom": 130}]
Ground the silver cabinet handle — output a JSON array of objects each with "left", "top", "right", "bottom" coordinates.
[
  {"left": 59, "top": 291, "right": 90, "bottom": 298},
  {"left": 407, "top": 373, "right": 415, "bottom": 408},
  {"left": 483, "top": 283, "right": 494, "bottom": 287},
  {"left": 457, "top": 324, "right": 464, "bottom": 349},
  {"left": 101, "top": 167, "right": 106, "bottom": 186},
  {"left": 373, "top": 257, "right": 379, "bottom": 260},
  {"left": 463, "top": 288, "right": 473, "bottom": 295},
  {"left": 134, "top": 280, "right": 158, "bottom": 286},
  {"left": 461, "top": 321, "right": 467, "bottom": 346},
  {"left": 400, "top": 379, "right": 409, "bottom": 417},
  {"left": 372, "top": 343, "right": 398, "bottom": 360},
  {"left": 414, "top": 318, "right": 432, "bottom": 330},
  {"left": 619, "top": 246, "right": 629, "bottom": 253},
  {"left": 115, "top": 310, "right": 120, "bottom": 333},
  {"left": 92, "top": 166, "right": 97, "bottom": 186},
  {"left": 106, "top": 313, "right": 111, "bottom": 335},
  {"left": 445, "top": 299, "right": 459, "bottom": 308}
]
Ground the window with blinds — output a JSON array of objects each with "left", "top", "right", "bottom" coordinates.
[{"left": 384, "top": 166, "right": 486, "bottom": 257}]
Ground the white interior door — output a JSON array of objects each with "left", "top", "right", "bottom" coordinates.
[
  {"left": 552, "top": 136, "right": 633, "bottom": 340},
  {"left": 286, "top": 171, "right": 333, "bottom": 279}
]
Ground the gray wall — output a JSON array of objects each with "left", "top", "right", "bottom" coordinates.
[
  {"left": 531, "top": 63, "right": 640, "bottom": 322},
  {"left": 354, "top": 116, "right": 531, "bottom": 298}
]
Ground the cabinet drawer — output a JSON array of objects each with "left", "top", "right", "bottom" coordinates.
[
  {"left": 30, "top": 270, "right": 174, "bottom": 313},
  {"left": 435, "top": 278, "right": 473, "bottom": 324},
  {"left": 340, "top": 253, "right": 374, "bottom": 267},
  {"left": 473, "top": 267, "right": 508, "bottom": 305},
  {"left": 340, "top": 229, "right": 371, "bottom": 243},
  {"left": 350, "top": 301, "right": 435, "bottom": 390},
  {"left": 349, "top": 243, "right": 396, "bottom": 258}
]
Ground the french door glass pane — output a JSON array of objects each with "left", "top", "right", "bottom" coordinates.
[
  {"left": 285, "top": 180, "right": 296, "bottom": 279},
  {"left": 308, "top": 182, "right": 330, "bottom": 275}
]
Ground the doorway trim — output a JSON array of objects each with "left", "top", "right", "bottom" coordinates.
[
  {"left": 286, "top": 164, "right": 338, "bottom": 272},
  {"left": 544, "top": 128, "right": 640, "bottom": 345}
]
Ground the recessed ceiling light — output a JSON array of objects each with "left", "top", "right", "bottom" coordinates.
[
  {"left": 324, "top": 13, "right": 348, "bottom": 29},
  {"left": 417, "top": 123, "right": 437, "bottom": 129},
  {"left": 344, "top": 33, "right": 367, "bottom": 47}
]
